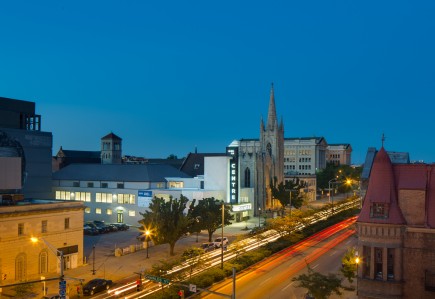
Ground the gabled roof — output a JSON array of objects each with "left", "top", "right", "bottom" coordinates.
[
  {"left": 358, "top": 147, "right": 406, "bottom": 225},
  {"left": 101, "top": 132, "right": 122, "bottom": 140},
  {"left": 57, "top": 149, "right": 101, "bottom": 159},
  {"left": 53, "top": 163, "right": 191, "bottom": 182}
]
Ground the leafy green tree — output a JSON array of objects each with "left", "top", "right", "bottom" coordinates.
[
  {"left": 182, "top": 246, "right": 207, "bottom": 279},
  {"left": 292, "top": 264, "right": 343, "bottom": 299},
  {"left": 190, "top": 197, "right": 234, "bottom": 242},
  {"left": 340, "top": 247, "right": 358, "bottom": 284},
  {"left": 270, "top": 176, "right": 307, "bottom": 210},
  {"left": 139, "top": 195, "right": 192, "bottom": 256}
]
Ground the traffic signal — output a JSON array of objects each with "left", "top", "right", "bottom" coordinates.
[
  {"left": 178, "top": 290, "right": 184, "bottom": 298},
  {"left": 136, "top": 279, "right": 141, "bottom": 291}
]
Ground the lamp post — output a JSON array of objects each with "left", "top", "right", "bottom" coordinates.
[
  {"left": 258, "top": 207, "right": 261, "bottom": 227},
  {"left": 328, "top": 178, "right": 337, "bottom": 214},
  {"left": 355, "top": 256, "right": 360, "bottom": 295},
  {"left": 92, "top": 244, "right": 96, "bottom": 275},
  {"left": 221, "top": 201, "right": 224, "bottom": 270},
  {"left": 31, "top": 237, "right": 65, "bottom": 299},
  {"left": 145, "top": 230, "right": 150, "bottom": 259}
]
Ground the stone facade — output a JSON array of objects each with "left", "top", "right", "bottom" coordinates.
[{"left": 0, "top": 201, "right": 84, "bottom": 284}]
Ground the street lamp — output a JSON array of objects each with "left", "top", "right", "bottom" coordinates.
[
  {"left": 355, "top": 256, "right": 360, "bottom": 295},
  {"left": 328, "top": 178, "right": 337, "bottom": 214},
  {"left": 258, "top": 207, "right": 261, "bottom": 227},
  {"left": 145, "top": 230, "right": 151, "bottom": 259},
  {"left": 31, "top": 237, "right": 66, "bottom": 299}
]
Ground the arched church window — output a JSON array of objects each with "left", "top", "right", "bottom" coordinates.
[
  {"left": 15, "top": 253, "right": 26, "bottom": 281},
  {"left": 267, "top": 143, "right": 272, "bottom": 156},
  {"left": 244, "top": 168, "right": 251, "bottom": 188}
]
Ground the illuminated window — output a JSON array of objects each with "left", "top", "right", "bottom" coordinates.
[
  {"left": 96, "top": 208, "right": 102, "bottom": 214},
  {"left": 96, "top": 193, "right": 101, "bottom": 202},
  {"left": 39, "top": 251, "right": 48, "bottom": 274},
  {"left": 106, "top": 209, "right": 112, "bottom": 215},
  {"left": 169, "top": 182, "right": 184, "bottom": 188},
  {"left": 129, "top": 210, "right": 135, "bottom": 217},
  {"left": 129, "top": 194, "right": 135, "bottom": 204},
  {"left": 85, "top": 207, "right": 91, "bottom": 214}
]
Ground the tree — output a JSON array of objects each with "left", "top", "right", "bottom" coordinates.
[
  {"left": 139, "top": 195, "right": 192, "bottom": 256},
  {"left": 340, "top": 247, "right": 358, "bottom": 284},
  {"left": 167, "top": 154, "right": 178, "bottom": 159},
  {"left": 189, "top": 197, "right": 234, "bottom": 242},
  {"left": 270, "top": 177, "right": 307, "bottom": 210},
  {"left": 292, "top": 264, "right": 343, "bottom": 299},
  {"left": 181, "top": 246, "right": 207, "bottom": 279},
  {"left": 231, "top": 235, "right": 248, "bottom": 261}
]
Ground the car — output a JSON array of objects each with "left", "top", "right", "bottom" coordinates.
[
  {"left": 84, "top": 225, "right": 99, "bottom": 235},
  {"left": 82, "top": 278, "right": 113, "bottom": 296},
  {"left": 136, "top": 232, "right": 147, "bottom": 242},
  {"left": 42, "top": 295, "right": 64, "bottom": 299},
  {"left": 213, "top": 237, "right": 229, "bottom": 248},
  {"left": 200, "top": 242, "right": 216, "bottom": 252},
  {"left": 111, "top": 223, "right": 129, "bottom": 231}
]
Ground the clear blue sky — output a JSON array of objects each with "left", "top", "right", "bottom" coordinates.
[{"left": 1, "top": 1, "right": 435, "bottom": 164}]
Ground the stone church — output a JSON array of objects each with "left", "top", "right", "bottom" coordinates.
[{"left": 237, "top": 84, "right": 284, "bottom": 214}]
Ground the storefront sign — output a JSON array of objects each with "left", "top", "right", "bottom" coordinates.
[{"left": 226, "top": 147, "right": 238, "bottom": 204}]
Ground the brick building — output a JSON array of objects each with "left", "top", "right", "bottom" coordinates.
[{"left": 356, "top": 146, "right": 435, "bottom": 298}]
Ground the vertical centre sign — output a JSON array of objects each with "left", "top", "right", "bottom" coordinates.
[{"left": 226, "top": 146, "right": 238, "bottom": 204}]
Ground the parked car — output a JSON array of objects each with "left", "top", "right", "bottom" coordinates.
[
  {"left": 42, "top": 294, "right": 67, "bottom": 299},
  {"left": 82, "top": 278, "right": 113, "bottom": 296},
  {"left": 93, "top": 220, "right": 111, "bottom": 233},
  {"left": 111, "top": 223, "right": 129, "bottom": 231},
  {"left": 200, "top": 242, "right": 217, "bottom": 252},
  {"left": 84, "top": 225, "right": 99, "bottom": 236},
  {"left": 213, "top": 237, "right": 229, "bottom": 248}
]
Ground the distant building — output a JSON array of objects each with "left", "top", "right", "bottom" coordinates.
[
  {"left": 0, "top": 96, "right": 53, "bottom": 200},
  {"left": 0, "top": 200, "right": 84, "bottom": 284},
  {"left": 356, "top": 146, "right": 435, "bottom": 299},
  {"left": 326, "top": 143, "right": 352, "bottom": 166}
]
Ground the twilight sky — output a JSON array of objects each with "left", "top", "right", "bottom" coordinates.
[{"left": 1, "top": 1, "right": 435, "bottom": 164}]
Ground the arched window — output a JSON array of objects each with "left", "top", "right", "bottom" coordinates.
[
  {"left": 15, "top": 253, "right": 26, "bottom": 281},
  {"left": 39, "top": 250, "right": 48, "bottom": 274},
  {"left": 266, "top": 143, "right": 272, "bottom": 156},
  {"left": 244, "top": 168, "right": 251, "bottom": 188}
]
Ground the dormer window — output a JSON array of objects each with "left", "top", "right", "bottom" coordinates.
[{"left": 370, "top": 203, "right": 389, "bottom": 219}]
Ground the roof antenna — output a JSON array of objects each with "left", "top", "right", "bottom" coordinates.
[{"left": 381, "top": 133, "right": 386, "bottom": 147}]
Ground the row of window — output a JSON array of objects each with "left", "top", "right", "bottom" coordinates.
[
  {"left": 363, "top": 246, "right": 395, "bottom": 281},
  {"left": 284, "top": 150, "right": 313, "bottom": 156},
  {"left": 18, "top": 218, "right": 70, "bottom": 236},
  {"left": 55, "top": 191, "right": 136, "bottom": 204},
  {"left": 84, "top": 207, "right": 136, "bottom": 217}
]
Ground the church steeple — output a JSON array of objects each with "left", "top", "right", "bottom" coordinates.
[{"left": 267, "top": 83, "right": 277, "bottom": 131}]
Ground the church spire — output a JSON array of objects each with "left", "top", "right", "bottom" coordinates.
[{"left": 267, "top": 83, "right": 277, "bottom": 131}]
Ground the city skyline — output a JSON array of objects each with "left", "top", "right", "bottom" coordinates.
[{"left": 1, "top": 1, "right": 435, "bottom": 164}]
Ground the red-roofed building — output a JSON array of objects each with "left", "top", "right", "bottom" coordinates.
[{"left": 356, "top": 147, "right": 435, "bottom": 298}]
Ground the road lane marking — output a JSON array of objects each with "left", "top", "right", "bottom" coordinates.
[
  {"left": 330, "top": 251, "right": 337, "bottom": 256},
  {"left": 282, "top": 282, "right": 294, "bottom": 291},
  {"left": 259, "top": 277, "right": 271, "bottom": 286},
  {"left": 312, "top": 264, "right": 319, "bottom": 269}
]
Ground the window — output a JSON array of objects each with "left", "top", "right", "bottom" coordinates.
[
  {"left": 73, "top": 181, "right": 79, "bottom": 187},
  {"left": 87, "top": 182, "right": 94, "bottom": 188},
  {"left": 117, "top": 183, "right": 124, "bottom": 189},
  {"left": 194, "top": 164, "right": 200, "bottom": 169},
  {"left": 15, "top": 254, "right": 26, "bottom": 281},
  {"left": 244, "top": 167, "right": 251, "bottom": 188},
  {"left": 56, "top": 191, "right": 72, "bottom": 200},
  {"left": 387, "top": 248, "right": 394, "bottom": 280},
  {"left": 75, "top": 192, "right": 91, "bottom": 202},
  {"left": 18, "top": 223, "right": 24, "bottom": 236},
  {"left": 266, "top": 143, "right": 272, "bottom": 156},
  {"left": 85, "top": 207, "right": 91, "bottom": 214},
  {"left": 65, "top": 218, "right": 70, "bottom": 230},
  {"left": 96, "top": 193, "right": 101, "bottom": 202},
  {"left": 363, "top": 246, "right": 371, "bottom": 279},
  {"left": 41, "top": 220, "right": 47, "bottom": 233},
  {"left": 169, "top": 181, "right": 184, "bottom": 188},
  {"left": 370, "top": 203, "right": 389, "bottom": 218},
  {"left": 156, "top": 183, "right": 164, "bottom": 188},
  {"left": 106, "top": 209, "right": 112, "bottom": 215},
  {"left": 96, "top": 208, "right": 102, "bottom": 214},
  {"left": 375, "top": 247, "right": 383, "bottom": 280},
  {"left": 39, "top": 251, "right": 48, "bottom": 274},
  {"left": 102, "top": 182, "right": 108, "bottom": 188},
  {"left": 129, "top": 210, "right": 135, "bottom": 217},
  {"left": 425, "top": 270, "right": 435, "bottom": 292}
]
